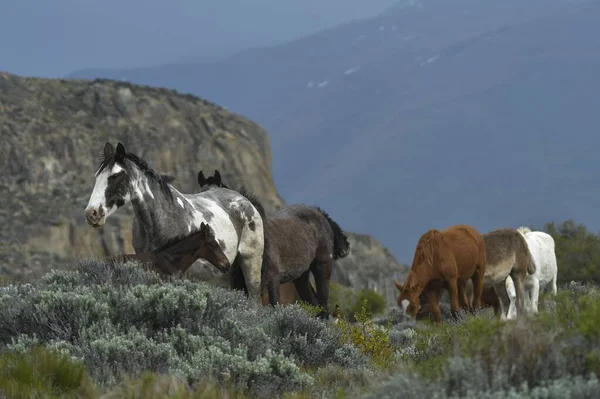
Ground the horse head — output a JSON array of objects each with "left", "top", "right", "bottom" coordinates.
[
  {"left": 394, "top": 271, "right": 421, "bottom": 318},
  {"left": 194, "top": 222, "right": 230, "bottom": 273},
  {"left": 85, "top": 142, "right": 174, "bottom": 227}
]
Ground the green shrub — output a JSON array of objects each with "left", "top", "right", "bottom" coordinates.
[
  {"left": 337, "top": 300, "right": 395, "bottom": 368},
  {"left": 0, "top": 346, "right": 97, "bottom": 398},
  {"left": 329, "top": 283, "right": 387, "bottom": 322}
]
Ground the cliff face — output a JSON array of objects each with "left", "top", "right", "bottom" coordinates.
[
  {"left": 0, "top": 72, "right": 407, "bottom": 304},
  {"left": 0, "top": 72, "right": 283, "bottom": 280}
]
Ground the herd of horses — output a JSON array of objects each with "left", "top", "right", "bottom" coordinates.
[
  {"left": 85, "top": 142, "right": 349, "bottom": 318},
  {"left": 85, "top": 142, "right": 558, "bottom": 323}
]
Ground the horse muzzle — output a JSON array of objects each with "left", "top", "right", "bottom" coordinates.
[{"left": 84, "top": 207, "right": 105, "bottom": 227}]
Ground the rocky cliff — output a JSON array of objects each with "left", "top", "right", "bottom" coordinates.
[
  {"left": 0, "top": 72, "right": 408, "bottom": 301},
  {"left": 333, "top": 232, "right": 408, "bottom": 308}
]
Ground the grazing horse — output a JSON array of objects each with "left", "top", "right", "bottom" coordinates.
[
  {"left": 108, "top": 222, "right": 230, "bottom": 276},
  {"left": 197, "top": 170, "right": 350, "bottom": 317},
  {"left": 482, "top": 228, "right": 536, "bottom": 319},
  {"left": 84, "top": 142, "right": 265, "bottom": 301},
  {"left": 394, "top": 224, "right": 486, "bottom": 323},
  {"left": 516, "top": 226, "right": 558, "bottom": 314}
]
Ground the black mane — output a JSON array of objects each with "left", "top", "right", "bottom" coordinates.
[{"left": 99, "top": 149, "right": 176, "bottom": 201}]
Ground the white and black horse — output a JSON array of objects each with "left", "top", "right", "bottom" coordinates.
[{"left": 84, "top": 142, "right": 265, "bottom": 300}]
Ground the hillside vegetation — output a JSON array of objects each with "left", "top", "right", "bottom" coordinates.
[{"left": 1, "top": 219, "right": 600, "bottom": 398}]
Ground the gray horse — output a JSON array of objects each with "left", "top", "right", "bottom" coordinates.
[
  {"left": 84, "top": 142, "right": 265, "bottom": 301},
  {"left": 197, "top": 170, "right": 350, "bottom": 318}
]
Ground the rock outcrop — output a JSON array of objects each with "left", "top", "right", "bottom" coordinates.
[
  {"left": 333, "top": 233, "right": 409, "bottom": 308},
  {"left": 0, "top": 72, "right": 408, "bottom": 302}
]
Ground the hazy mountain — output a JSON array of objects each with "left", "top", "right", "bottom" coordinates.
[
  {"left": 1, "top": 0, "right": 398, "bottom": 78},
  {"left": 68, "top": 0, "right": 600, "bottom": 263}
]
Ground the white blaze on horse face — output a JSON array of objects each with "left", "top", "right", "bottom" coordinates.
[
  {"left": 401, "top": 299, "right": 410, "bottom": 312},
  {"left": 85, "top": 163, "right": 125, "bottom": 224}
]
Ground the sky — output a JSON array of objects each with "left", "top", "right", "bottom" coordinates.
[{"left": 0, "top": 0, "right": 398, "bottom": 78}]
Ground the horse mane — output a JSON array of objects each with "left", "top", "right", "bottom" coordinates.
[
  {"left": 238, "top": 187, "right": 266, "bottom": 219},
  {"left": 99, "top": 148, "right": 175, "bottom": 201},
  {"left": 517, "top": 226, "right": 532, "bottom": 235},
  {"left": 313, "top": 207, "right": 350, "bottom": 259},
  {"left": 414, "top": 229, "right": 443, "bottom": 267},
  {"left": 197, "top": 169, "right": 266, "bottom": 220}
]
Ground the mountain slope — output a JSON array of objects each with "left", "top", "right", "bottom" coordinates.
[{"left": 68, "top": 0, "right": 599, "bottom": 262}]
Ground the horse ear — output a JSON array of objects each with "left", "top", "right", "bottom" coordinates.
[
  {"left": 103, "top": 142, "right": 114, "bottom": 159},
  {"left": 115, "top": 143, "right": 126, "bottom": 162},
  {"left": 394, "top": 280, "right": 403, "bottom": 292},
  {"left": 214, "top": 170, "right": 222, "bottom": 185},
  {"left": 198, "top": 171, "right": 206, "bottom": 187}
]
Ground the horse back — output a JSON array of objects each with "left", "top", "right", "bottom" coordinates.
[
  {"left": 440, "top": 224, "right": 485, "bottom": 278},
  {"left": 484, "top": 228, "right": 532, "bottom": 277},
  {"left": 524, "top": 231, "right": 557, "bottom": 282}
]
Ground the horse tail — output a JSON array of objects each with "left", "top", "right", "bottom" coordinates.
[
  {"left": 315, "top": 207, "right": 350, "bottom": 260},
  {"left": 520, "top": 235, "right": 536, "bottom": 275}
]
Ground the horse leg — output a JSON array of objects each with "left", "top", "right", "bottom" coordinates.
[
  {"left": 310, "top": 259, "right": 332, "bottom": 319},
  {"left": 235, "top": 243, "right": 264, "bottom": 303},
  {"left": 267, "top": 279, "right": 279, "bottom": 306},
  {"left": 550, "top": 273, "right": 558, "bottom": 296},
  {"left": 457, "top": 281, "right": 472, "bottom": 313},
  {"left": 505, "top": 277, "right": 518, "bottom": 320},
  {"left": 529, "top": 275, "right": 540, "bottom": 314},
  {"left": 447, "top": 278, "right": 461, "bottom": 319},
  {"left": 293, "top": 271, "right": 319, "bottom": 306},
  {"left": 494, "top": 280, "right": 511, "bottom": 320},
  {"left": 510, "top": 270, "right": 526, "bottom": 318},
  {"left": 424, "top": 288, "right": 443, "bottom": 324},
  {"left": 471, "top": 268, "right": 484, "bottom": 311}
]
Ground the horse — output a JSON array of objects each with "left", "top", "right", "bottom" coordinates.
[
  {"left": 197, "top": 169, "right": 350, "bottom": 318},
  {"left": 481, "top": 228, "right": 536, "bottom": 319},
  {"left": 516, "top": 226, "right": 558, "bottom": 314},
  {"left": 107, "top": 222, "right": 230, "bottom": 276},
  {"left": 84, "top": 142, "right": 265, "bottom": 301},
  {"left": 394, "top": 224, "right": 486, "bottom": 323}
]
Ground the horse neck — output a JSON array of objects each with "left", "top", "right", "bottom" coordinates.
[
  {"left": 411, "top": 263, "right": 435, "bottom": 296},
  {"left": 129, "top": 172, "right": 180, "bottom": 240}
]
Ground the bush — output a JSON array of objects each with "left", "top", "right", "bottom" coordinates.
[
  {"left": 0, "top": 259, "right": 369, "bottom": 398},
  {"left": 0, "top": 346, "right": 97, "bottom": 398},
  {"left": 329, "top": 283, "right": 387, "bottom": 322},
  {"left": 337, "top": 300, "right": 395, "bottom": 368}
]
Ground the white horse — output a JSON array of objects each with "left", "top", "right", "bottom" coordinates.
[{"left": 512, "top": 226, "right": 558, "bottom": 315}]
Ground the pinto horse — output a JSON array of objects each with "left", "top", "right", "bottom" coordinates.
[
  {"left": 84, "top": 142, "right": 265, "bottom": 301},
  {"left": 197, "top": 169, "right": 350, "bottom": 317},
  {"left": 516, "top": 226, "right": 558, "bottom": 315},
  {"left": 107, "top": 222, "right": 230, "bottom": 276},
  {"left": 394, "top": 224, "right": 486, "bottom": 323}
]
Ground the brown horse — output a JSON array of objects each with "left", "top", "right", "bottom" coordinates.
[
  {"left": 107, "top": 222, "right": 230, "bottom": 276},
  {"left": 481, "top": 228, "right": 535, "bottom": 319},
  {"left": 394, "top": 224, "right": 486, "bottom": 323}
]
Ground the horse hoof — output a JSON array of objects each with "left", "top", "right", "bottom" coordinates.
[{"left": 316, "top": 310, "right": 330, "bottom": 319}]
